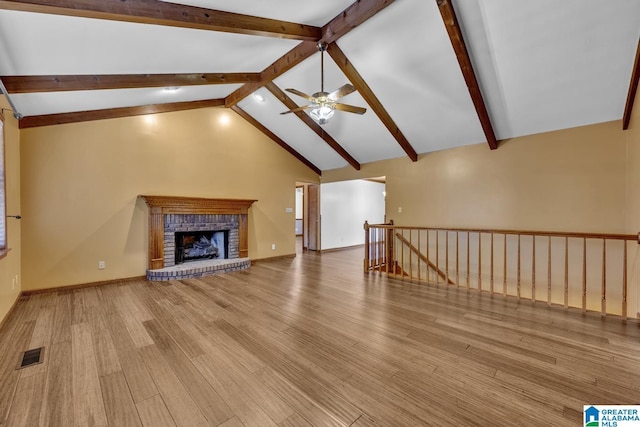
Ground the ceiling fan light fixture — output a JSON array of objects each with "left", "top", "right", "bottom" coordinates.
[
  {"left": 281, "top": 43, "right": 365, "bottom": 122},
  {"left": 310, "top": 104, "right": 334, "bottom": 125}
]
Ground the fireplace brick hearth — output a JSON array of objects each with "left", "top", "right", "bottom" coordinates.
[{"left": 140, "top": 195, "right": 256, "bottom": 281}]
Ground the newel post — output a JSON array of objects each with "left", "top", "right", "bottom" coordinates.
[
  {"left": 364, "top": 221, "right": 370, "bottom": 272},
  {"left": 386, "top": 219, "right": 394, "bottom": 273}
]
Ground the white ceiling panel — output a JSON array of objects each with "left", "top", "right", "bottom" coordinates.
[
  {"left": 161, "top": 0, "right": 354, "bottom": 26},
  {"left": 12, "top": 85, "right": 240, "bottom": 116},
  {"left": 457, "top": 0, "right": 640, "bottom": 139},
  {"left": 238, "top": 90, "right": 348, "bottom": 171},
  {"left": 336, "top": 0, "right": 487, "bottom": 154},
  {"left": 0, "top": 10, "right": 298, "bottom": 75}
]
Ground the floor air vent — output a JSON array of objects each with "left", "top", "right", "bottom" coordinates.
[{"left": 17, "top": 347, "right": 44, "bottom": 369}]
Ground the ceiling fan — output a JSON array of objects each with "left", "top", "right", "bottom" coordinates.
[{"left": 281, "top": 42, "right": 366, "bottom": 125}]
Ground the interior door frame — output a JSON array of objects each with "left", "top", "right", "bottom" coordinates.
[{"left": 305, "top": 183, "right": 320, "bottom": 251}]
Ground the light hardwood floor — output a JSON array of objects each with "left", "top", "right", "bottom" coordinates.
[{"left": 1, "top": 246, "right": 639, "bottom": 426}]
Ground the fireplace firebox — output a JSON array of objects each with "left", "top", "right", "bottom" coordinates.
[{"left": 175, "top": 230, "right": 229, "bottom": 265}]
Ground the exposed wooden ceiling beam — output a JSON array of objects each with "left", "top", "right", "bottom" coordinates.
[
  {"left": 321, "top": 0, "right": 395, "bottom": 44},
  {"left": 1, "top": 73, "right": 260, "bottom": 93},
  {"left": 266, "top": 82, "right": 360, "bottom": 170},
  {"left": 230, "top": 106, "right": 322, "bottom": 175},
  {"left": 225, "top": 41, "right": 318, "bottom": 107},
  {"left": 436, "top": 0, "right": 498, "bottom": 150},
  {"left": 226, "top": 0, "right": 396, "bottom": 107},
  {"left": 327, "top": 43, "right": 418, "bottom": 162},
  {"left": 0, "top": 0, "right": 320, "bottom": 41},
  {"left": 19, "top": 98, "right": 225, "bottom": 128},
  {"left": 623, "top": 39, "right": 640, "bottom": 130}
]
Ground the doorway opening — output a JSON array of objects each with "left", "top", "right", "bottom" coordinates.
[{"left": 295, "top": 182, "right": 320, "bottom": 254}]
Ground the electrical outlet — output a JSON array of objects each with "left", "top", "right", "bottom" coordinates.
[
  {"left": 271, "top": 244, "right": 276, "bottom": 250},
  {"left": 11, "top": 276, "right": 16, "bottom": 290},
  {"left": 98, "top": 261, "right": 106, "bottom": 270},
  {"left": 397, "top": 207, "right": 403, "bottom": 213}
]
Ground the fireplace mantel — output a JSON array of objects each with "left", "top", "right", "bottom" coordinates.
[{"left": 140, "top": 195, "right": 257, "bottom": 270}]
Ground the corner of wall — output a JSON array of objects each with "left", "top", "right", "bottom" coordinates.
[{"left": 0, "top": 96, "right": 22, "bottom": 326}]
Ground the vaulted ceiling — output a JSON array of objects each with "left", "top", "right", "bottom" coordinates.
[{"left": 1, "top": 0, "right": 639, "bottom": 175}]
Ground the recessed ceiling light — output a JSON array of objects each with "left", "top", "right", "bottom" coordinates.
[
  {"left": 253, "top": 93, "right": 265, "bottom": 102},
  {"left": 219, "top": 114, "right": 230, "bottom": 126}
]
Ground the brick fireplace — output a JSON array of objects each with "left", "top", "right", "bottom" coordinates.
[{"left": 140, "top": 195, "right": 256, "bottom": 280}]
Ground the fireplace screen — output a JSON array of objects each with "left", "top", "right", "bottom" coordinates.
[{"left": 175, "top": 230, "right": 228, "bottom": 265}]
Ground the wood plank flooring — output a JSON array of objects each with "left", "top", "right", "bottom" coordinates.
[{"left": 1, "top": 247, "right": 639, "bottom": 426}]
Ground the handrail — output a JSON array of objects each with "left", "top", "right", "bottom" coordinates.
[
  {"left": 366, "top": 223, "right": 639, "bottom": 242},
  {"left": 364, "top": 221, "right": 639, "bottom": 320}
]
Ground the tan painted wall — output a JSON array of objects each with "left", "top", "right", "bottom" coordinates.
[
  {"left": 0, "top": 96, "right": 22, "bottom": 322},
  {"left": 625, "top": 105, "right": 640, "bottom": 318},
  {"left": 20, "top": 107, "right": 319, "bottom": 291},
  {"left": 324, "top": 119, "right": 631, "bottom": 233},
  {"left": 626, "top": 106, "right": 640, "bottom": 233}
]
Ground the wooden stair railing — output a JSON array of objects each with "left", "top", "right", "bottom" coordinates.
[{"left": 364, "top": 222, "right": 640, "bottom": 320}]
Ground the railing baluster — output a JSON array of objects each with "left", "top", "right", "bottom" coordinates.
[
  {"left": 379, "top": 227, "right": 383, "bottom": 271},
  {"left": 389, "top": 222, "right": 395, "bottom": 276},
  {"left": 445, "top": 231, "right": 449, "bottom": 285},
  {"left": 409, "top": 229, "right": 413, "bottom": 281},
  {"left": 363, "top": 222, "right": 370, "bottom": 272},
  {"left": 374, "top": 227, "right": 378, "bottom": 271},
  {"left": 564, "top": 236, "right": 569, "bottom": 309},
  {"left": 503, "top": 234, "right": 507, "bottom": 297},
  {"left": 386, "top": 226, "right": 390, "bottom": 274},
  {"left": 436, "top": 230, "right": 440, "bottom": 286},
  {"left": 400, "top": 229, "right": 405, "bottom": 281},
  {"left": 517, "top": 234, "right": 521, "bottom": 300},
  {"left": 372, "top": 227, "right": 376, "bottom": 271},
  {"left": 466, "top": 231, "right": 470, "bottom": 291},
  {"left": 601, "top": 239, "right": 606, "bottom": 316},
  {"left": 370, "top": 227, "right": 375, "bottom": 271},
  {"left": 417, "top": 230, "right": 421, "bottom": 282},
  {"left": 582, "top": 238, "right": 587, "bottom": 313},
  {"left": 456, "top": 231, "right": 459, "bottom": 286},
  {"left": 532, "top": 236, "right": 536, "bottom": 303},
  {"left": 382, "top": 227, "right": 386, "bottom": 272},
  {"left": 547, "top": 236, "right": 552, "bottom": 307},
  {"left": 490, "top": 233, "right": 494, "bottom": 295},
  {"left": 426, "top": 230, "right": 430, "bottom": 282},
  {"left": 478, "top": 232, "right": 482, "bottom": 294},
  {"left": 622, "top": 241, "right": 627, "bottom": 321}
]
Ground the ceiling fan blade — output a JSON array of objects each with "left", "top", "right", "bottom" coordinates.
[
  {"left": 285, "top": 88, "right": 315, "bottom": 101},
  {"left": 328, "top": 84, "right": 356, "bottom": 101},
  {"left": 334, "top": 103, "right": 366, "bottom": 115},
  {"left": 280, "top": 105, "right": 311, "bottom": 115}
]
